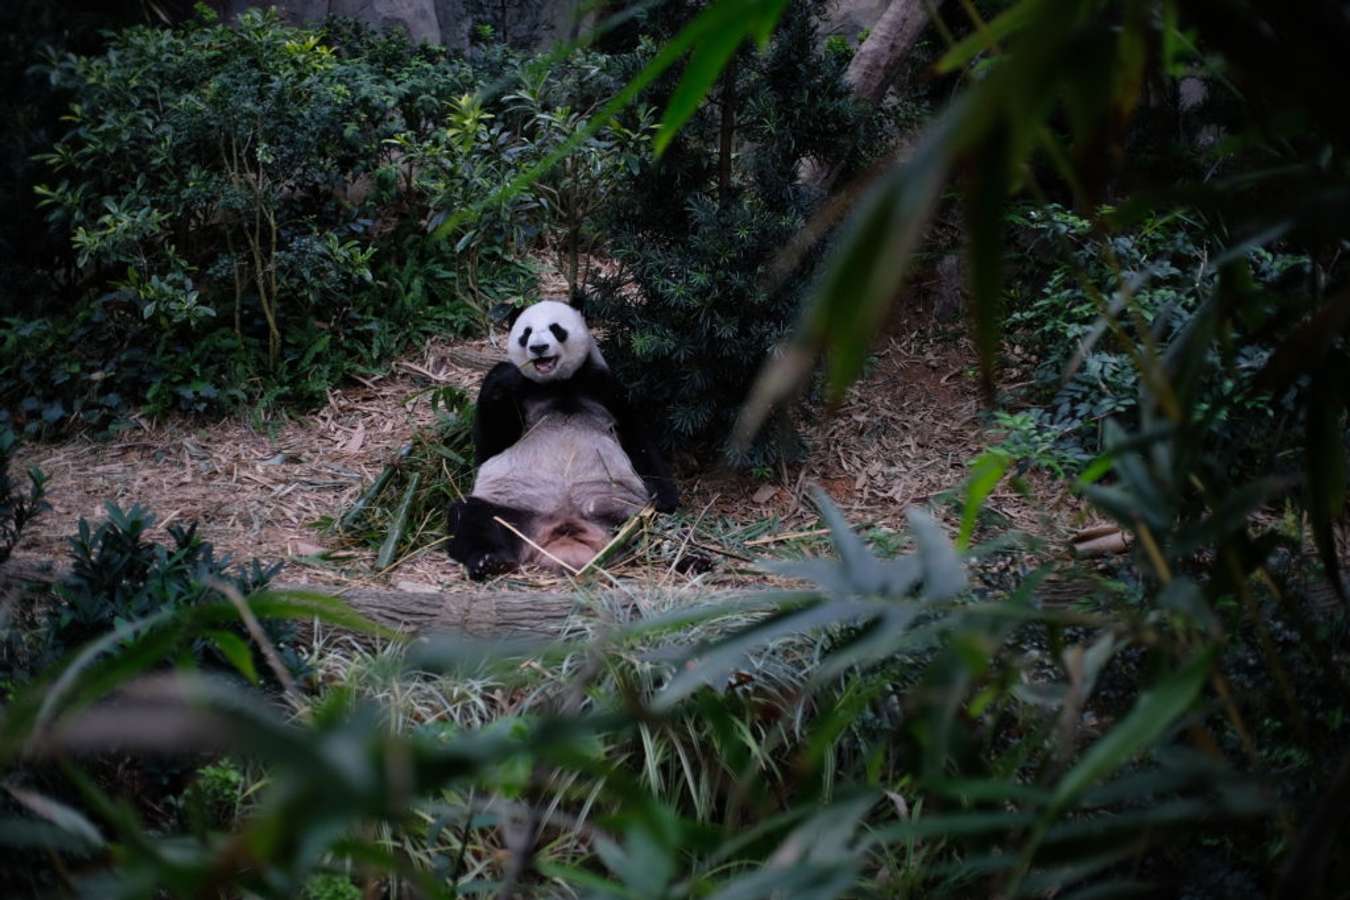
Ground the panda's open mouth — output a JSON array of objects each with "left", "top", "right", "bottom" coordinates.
[{"left": 532, "top": 355, "right": 560, "bottom": 376}]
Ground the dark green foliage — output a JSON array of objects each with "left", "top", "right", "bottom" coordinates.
[
  {"left": 3, "top": 484, "right": 1338, "bottom": 897},
  {"left": 0, "top": 1, "right": 170, "bottom": 321},
  {"left": 178, "top": 759, "right": 245, "bottom": 831},
  {"left": 1002, "top": 204, "right": 1317, "bottom": 475},
  {"left": 409, "top": 47, "right": 649, "bottom": 305},
  {"left": 1, "top": 1, "right": 1349, "bottom": 896},
  {"left": 3, "top": 502, "right": 284, "bottom": 682},
  {"left": 587, "top": 0, "right": 885, "bottom": 464},
  {"left": 300, "top": 874, "right": 362, "bottom": 900},
  {"left": 4, "top": 10, "right": 651, "bottom": 438},
  {"left": 0, "top": 429, "right": 47, "bottom": 565},
  {"left": 4, "top": 11, "right": 495, "bottom": 436},
  {"left": 335, "top": 386, "right": 477, "bottom": 560}
]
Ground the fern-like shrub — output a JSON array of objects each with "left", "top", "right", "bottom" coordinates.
[{"left": 587, "top": 0, "right": 887, "bottom": 465}]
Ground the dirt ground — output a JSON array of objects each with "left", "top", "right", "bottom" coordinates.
[{"left": 11, "top": 297, "right": 1088, "bottom": 595}]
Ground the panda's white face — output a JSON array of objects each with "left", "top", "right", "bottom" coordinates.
[{"left": 507, "top": 300, "right": 594, "bottom": 382}]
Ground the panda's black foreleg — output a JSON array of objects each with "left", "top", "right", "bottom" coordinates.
[
  {"left": 627, "top": 435, "right": 679, "bottom": 513},
  {"left": 472, "top": 362, "right": 528, "bottom": 466},
  {"left": 446, "top": 497, "right": 534, "bottom": 581}
]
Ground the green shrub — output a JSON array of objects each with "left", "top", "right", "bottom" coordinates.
[
  {"left": 1003, "top": 204, "right": 1313, "bottom": 473},
  {"left": 587, "top": 0, "right": 889, "bottom": 464},
  {"left": 179, "top": 760, "right": 245, "bottom": 830},
  {"left": 405, "top": 48, "right": 651, "bottom": 308},
  {"left": 0, "top": 1, "right": 168, "bottom": 321},
  {"left": 300, "top": 873, "right": 361, "bottom": 900},
  {"left": 2, "top": 502, "right": 285, "bottom": 682},
  {"left": 8, "top": 11, "right": 487, "bottom": 435},
  {"left": 0, "top": 429, "right": 47, "bottom": 565},
  {"left": 6, "top": 10, "right": 653, "bottom": 437}
]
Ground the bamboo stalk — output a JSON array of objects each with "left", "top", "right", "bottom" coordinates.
[
  {"left": 576, "top": 506, "right": 653, "bottom": 578},
  {"left": 338, "top": 443, "right": 413, "bottom": 533},
  {"left": 377, "top": 472, "right": 421, "bottom": 570},
  {"left": 745, "top": 528, "right": 830, "bottom": 547}
]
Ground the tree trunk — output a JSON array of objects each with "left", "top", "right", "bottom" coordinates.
[
  {"left": 801, "top": 0, "right": 948, "bottom": 192},
  {"left": 845, "top": 0, "right": 948, "bottom": 106}
]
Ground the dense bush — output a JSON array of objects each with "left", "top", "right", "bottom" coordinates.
[
  {"left": 405, "top": 46, "right": 650, "bottom": 304},
  {"left": 7, "top": 10, "right": 463, "bottom": 434},
  {"left": 587, "top": 0, "right": 888, "bottom": 465},
  {"left": 1001, "top": 204, "right": 1316, "bottom": 476},
  {"left": 0, "top": 1, "right": 169, "bottom": 321},
  {"left": 1, "top": 502, "right": 285, "bottom": 684},
  {"left": 4, "top": 10, "right": 643, "bottom": 437},
  {"left": 1, "top": 0, "right": 1347, "bottom": 897},
  {"left": 4, "top": 484, "right": 1343, "bottom": 896},
  {"left": 0, "top": 429, "right": 47, "bottom": 565}
]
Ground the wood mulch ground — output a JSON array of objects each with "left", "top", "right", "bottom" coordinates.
[{"left": 11, "top": 294, "right": 1092, "bottom": 598}]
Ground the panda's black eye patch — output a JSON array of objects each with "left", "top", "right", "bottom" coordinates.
[
  {"left": 549, "top": 323, "right": 569, "bottom": 343},
  {"left": 518, "top": 326, "right": 532, "bottom": 348}
]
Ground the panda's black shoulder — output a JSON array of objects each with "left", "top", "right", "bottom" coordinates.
[
  {"left": 565, "top": 356, "right": 626, "bottom": 406},
  {"left": 478, "top": 360, "right": 528, "bottom": 401}
]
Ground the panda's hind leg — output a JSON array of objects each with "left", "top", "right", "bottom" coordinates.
[{"left": 446, "top": 497, "right": 533, "bottom": 581}]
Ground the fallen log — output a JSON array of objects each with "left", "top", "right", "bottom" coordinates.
[
  {"left": 443, "top": 345, "right": 505, "bottom": 371},
  {"left": 298, "top": 583, "right": 583, "bottom": 638},
  {"left": 1070, "top": 526, "right": 1131, "bottom": 558},
  {"left": 0, "top": 556, "right": 616, "bottom": 639}
]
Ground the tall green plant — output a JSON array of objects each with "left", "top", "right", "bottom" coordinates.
[
  {"left": 10, "top": 9, "right": 488, "bottom": 434},
  {"left": 0, "top": 428, "right": 46, "bottom": 565},
  {"left": 3, "top": 479, "right": 1323, "bottom": 896},
  {"left": 736, "top": 0, "right": 1350, "bottom": 597},
  {"left": 588, "top": 0, "right": 883, "bottom": 464}
]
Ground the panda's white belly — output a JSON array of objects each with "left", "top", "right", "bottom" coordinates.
[{"left": 472, "top": 414, "right": 649, "bottom": 524}]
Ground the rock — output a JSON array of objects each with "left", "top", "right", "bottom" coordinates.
[
  {"left": 222, "top": 0, "right": 896, "bottom": 53},
  {"left": 223, "top": 0, "right": 444, "bottom": 47},
  {"left": 331, "top": 0, "right": 441, "bottom": 45}
]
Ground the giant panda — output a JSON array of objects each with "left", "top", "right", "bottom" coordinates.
[{"left": 446, "top": 299, "right": 679, "bottom": 580}]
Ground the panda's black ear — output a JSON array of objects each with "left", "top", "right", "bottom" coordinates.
[
  {"left": 568, "top": 289, "right": 588, "bottom": 317},
  {"left": 491, "top": 302, "right": 526, "bottom": 329}
]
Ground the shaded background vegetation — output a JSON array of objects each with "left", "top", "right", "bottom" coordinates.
[{"left": 0, "top": 0, "right": 1348, "bottom": 897}]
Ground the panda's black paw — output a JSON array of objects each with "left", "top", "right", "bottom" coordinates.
[
  {"left": 650, "top": 479, "right": 679, "bottom": 514},
  {"left": 466, "top": 552, "right": 515, "bottom": 582}
]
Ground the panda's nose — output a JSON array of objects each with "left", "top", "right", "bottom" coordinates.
[{"left": 529, "top": 342, "right": 550, "bottom": 355}]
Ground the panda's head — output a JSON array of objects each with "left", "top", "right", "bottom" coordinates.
[{"left": 506, "top": 300, "right": 598, "bottom": 383}]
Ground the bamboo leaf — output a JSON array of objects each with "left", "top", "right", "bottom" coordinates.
[
  {"left": 935, "top": 0, "right": 1047, "bottom": 73},
  {"left": 909, "top": 507, "right": 967, "bottom": 600},
  {"left": 808, "top": 485, "right": 884, "bottom": 587},
  {"left": 1048, "top": 649, "right": 1213, "bottom": 814},
  {"left": 204, "top": 629, "right": 259, "bottom": 685},
  {"left": 338, "top": 442, "right": 411, "bottom": 532},
  {"left": 4, "top": 786, "right": 105, "bottom": 849},
  {"left": 964, "top": 118, "right": 1012, "bottom": 404},
  {"left": 247, "top": 590, "right": 396, "bottom": 639},
  {"left": 652, "top": 599, "right": 868, "bottom": 712},
  {"left": 654, "top": 18, "right": 750, "bottom": 157},
  {"left": 959, "top": 451, "right": 1010, "bottom": 550},
  {"left": 377, "top": 472, "right": 421, "bottom": 570},
  {"left": 733, "top": 96, "right": 970, "bottom": 447}
]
